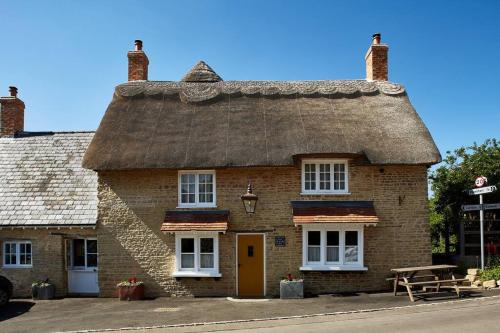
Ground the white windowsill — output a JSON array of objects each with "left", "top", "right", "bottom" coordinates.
[
  {"left": 2, "top": 265, "right": 32, "bottom": 269},
  {"left": 300, "top": 265, "right": 368, "bottom": 272},
  {"left": 176, "top": 205, "right": 217, "bottom": 209},
  {"left": 172, "top": 271, "right": 222, "bottom": 278},
  {"left": 300, "top": 192, "right": 351, "bottom": 196}
]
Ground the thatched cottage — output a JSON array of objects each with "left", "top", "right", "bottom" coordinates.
[{"left": 1, "top": 34, "right": 440, "bottom": 298}]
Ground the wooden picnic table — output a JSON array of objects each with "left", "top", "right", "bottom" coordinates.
[{"left": 390, "top": 265, "right": 467, "bottom": 302}]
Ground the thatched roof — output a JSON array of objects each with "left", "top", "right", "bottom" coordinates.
[
  {"left": 83, "top": 71, "right": 440, "bottom": 170},
  {"left": 181, "top": 61, "right": 222, "bottom": 82}
]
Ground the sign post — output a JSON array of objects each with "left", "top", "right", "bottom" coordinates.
[
  {"left": 479, "top": 193, "right": 484, "bottom": 270},
  {"left": 464, "top": 177, "right": 497, "bottom": 270}
]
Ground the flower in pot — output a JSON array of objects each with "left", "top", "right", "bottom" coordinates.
[
  {"left": 280, "top": 274, "right": 304, "bottom": 299},
  {"left": 116, "top": 277, "right": 145, "bottom": 301},
  {"left": 32, "top": 279, "right": 55, "bottom": 300}
]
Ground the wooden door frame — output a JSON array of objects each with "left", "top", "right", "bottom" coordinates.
[{"left": 235, "top": 233, "right": 266, "bottom": 297}]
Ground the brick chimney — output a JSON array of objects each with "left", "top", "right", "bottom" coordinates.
[
  {"left": 128, "top": 40, "right": 149, "bottom": 81},
  {"left": 365, "top": 33, "right": 388, "bottom": 81},
  {"left": 0, "top": 86, "right": 25, "bottom": 137}
]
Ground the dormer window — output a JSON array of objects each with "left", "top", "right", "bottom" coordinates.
[
  {"left": 301, "top": 160, "right": 349, "bottom": 194},
  {"left": 178, "top": 171, "right": 216, "bottom": 208}
]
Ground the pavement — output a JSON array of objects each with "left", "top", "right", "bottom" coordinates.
[{"left": 1, "top": 289, "right": 499, "bottom": 333}]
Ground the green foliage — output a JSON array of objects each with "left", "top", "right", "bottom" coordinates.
[
  {"left": 481, "top": 266, "right": 500, "bottom": 281},
  {"left": 430, "top": 139, "right": 500, "bottom": 255}
]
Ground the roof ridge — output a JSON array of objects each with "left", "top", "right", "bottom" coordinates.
[{"left": 181, "top": 61, "right": 223, "bottom": 82}]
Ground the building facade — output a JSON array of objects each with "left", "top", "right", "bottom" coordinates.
[
  {"left": 1, "top": 34, "right": 441, "bottom": 298},
  {"left": 83, "top": 35, "right": 440, "bottom": 297}
]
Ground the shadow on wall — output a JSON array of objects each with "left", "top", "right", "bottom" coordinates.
[
  {"left": 0, "top": 301, "right": 35, "bottom": 322},
  {"left": 98, "top": 178, "right": 192, "bottom": 297}
]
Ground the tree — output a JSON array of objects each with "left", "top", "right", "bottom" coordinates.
[{"left": 430, "top": 139, "right": 500, "bottom": 256}]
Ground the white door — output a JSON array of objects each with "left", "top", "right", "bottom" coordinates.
[{"left": 68, "top": 238, "right": 99, "bottom": 294}]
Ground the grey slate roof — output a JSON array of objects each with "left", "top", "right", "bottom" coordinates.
[
  {"left": 83, "top": 79, "right": 441, "bottom": 170},
  {"left": 0, "top": 132, "right": 97, "bottom": 226}
]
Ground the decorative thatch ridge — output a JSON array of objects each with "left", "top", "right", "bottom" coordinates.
[
  {"left": 181, "top": 61, "right": 223, "bottom": 82},
  {"left": 116, "top": 80, "right": 405, "bottom": 104},
  {"left": 82, "top": 79, "right": 440, "bottom": 170}
]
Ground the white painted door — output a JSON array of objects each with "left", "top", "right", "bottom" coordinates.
[{"left": 67, "top": 238, "right": 99, "bottom": 294}]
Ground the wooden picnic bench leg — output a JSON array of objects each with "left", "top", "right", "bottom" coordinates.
[
  {"left": 451, "top": 272, "right": 461, "bottom": 298},
  {"left": 394, "top": 273, "right": 400, "bottom": 296},
  {"left": 403, "top": 277, "right": 415, "bottom": 302}
]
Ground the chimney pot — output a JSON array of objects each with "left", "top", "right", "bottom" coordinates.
[
  {"left": 128, "top": 40, "right": 149, "bottom": 81},
  {"left": 134, "top": 40, "right": 143, "bottom": 51},
  {"left": 9, "top": 86, "right": 18, "bottom": 97},
  {"left": 1, "top": 86, "right": 25, "bottom": 137},
  {"left": 365, "top": 33, "right": 388, "bottom": 81}
]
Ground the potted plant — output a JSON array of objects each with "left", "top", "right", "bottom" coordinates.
[
  {"left": 117, "top": 277, "right": 145, "bottom": 301},
  {"left": 280, "top": 274, "right": 304, "bottom": 299},
  {"left": 32, "top": 279, "right": 55, "bottom": 300}
]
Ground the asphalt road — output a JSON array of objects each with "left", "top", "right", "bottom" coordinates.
[{"left": 147, "top": 296, "right": 500, "bottom": 333}]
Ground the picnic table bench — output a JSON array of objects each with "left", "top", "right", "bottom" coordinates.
[{"left": 390, "top": 265, "right": 468, "bottom": 302}]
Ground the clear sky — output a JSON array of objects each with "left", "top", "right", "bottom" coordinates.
[{"left": 1, "top": 0, "right": 499, "bottom": 159}]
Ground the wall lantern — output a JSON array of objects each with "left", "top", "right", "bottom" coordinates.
[{"left": 241, "top": 182, "right": 258, "bottom": 214}]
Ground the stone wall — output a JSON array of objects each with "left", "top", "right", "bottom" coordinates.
[
  {"left": 0, "top": 228, "right": 96, "bottom": 297},
  {"left": 97, "top": 163, "right": 431, "bottom": 297}
]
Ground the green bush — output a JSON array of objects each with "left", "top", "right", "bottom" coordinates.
[{"left": 481, "top": 266, "right": 500, "bottom": 281}]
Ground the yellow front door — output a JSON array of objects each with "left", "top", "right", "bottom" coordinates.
[{"left": 237, "top": 234, "right": 264, "bottom": 297}]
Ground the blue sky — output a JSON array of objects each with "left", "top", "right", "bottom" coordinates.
[{"left": 1, "top": 0, "right": 499, "bottom": 159}]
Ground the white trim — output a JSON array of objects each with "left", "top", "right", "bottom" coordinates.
[
  {"left": 172, "top": 271, "right": 222, "bottom": 278},
  {"left": 236, "top": 233, "right": 266, "bottom": 297},
  {"left": 174, "top": 232, "right": 220, "bottom": 277},
  {"left": 301, "top": 224, "right": 365, "bottom": 271},
  {"left": 2, "top": 240, "right": 33, "bottom": 268},
  {"left": 0, "top": 225, "right": 96, "bottom": 230},
  {"left": 68, "top": 237, "right": 98, "bottom": 272},
  {"left": 178, "top": 170, "right": 217, "bottom": 208},
  {"left": 301, "top": 159, "right": 349, "bottom": 195},
  {"left": 300, "top": 266, "right": 368, "bottom": 271}
]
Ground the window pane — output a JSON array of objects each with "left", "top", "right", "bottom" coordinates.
[
  {"left": 181, "top": 254, "right": 195, "bottom": 268},
  {"left": 199, "top": 174, "right": 214, "bottom": 203},
  {"left": 345, "top": 231, "right": 358, "bottom": 246},
  {"left": 73, "top": 239, "right": 85, "bottom": 266},
  {"left": 86, "top": 240, "right": 97, "bottom": 254},
  {"left": 304, "top": 164, "right": 316, "bottom": 190},
  {"left": 327, "top": 231, "right": 339, "bottom": 246},
  {"left": 308, "top": 231, "right": 321, "bottom": 246},
  {"left": 19, "top": 243, "right": 32, "bottom": 265},
  {"left": 87, "top": 254, "right": 97, "bottom": 267},
  {"left": 181, "top": 174, "right": 196, "bottom": 203},
  {"left": 345, "top": 246, "right": 358, "bottom": 262},
  {"left": 181, "top": 238, "right": 195, "bottom": 253},
  {"left": 333, "top": 163, "right": 346, "bottom": 190},
  {"left": 200, "top": 254, "right": 214, "bottom": 268},
  {"left": 308, "top": 246, "right": 321, "bottom": 262},
  {"left": 200, "top": 238, "right": 214, "bottom": 253},
  {"left": 327, "top": 246, "right": 340, "bottom": 262},
  {"left": 319, "top": 164, "right": 331, "bottom": 190}
]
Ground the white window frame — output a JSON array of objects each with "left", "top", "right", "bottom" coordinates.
[
  {"left": 301, "top": 159, "right": 349, "bottom": 195},
  {"left": 69, "top": 238, "right": 98, "bottom": 271},
  {"left": 300, "top": 224, "right": 366, "bottom": 271},
  {"left": 173, "top": 232, "right": 221, "bottom": 278},
  {"left": 3, "top": 240, "right": 33, "bottom": 268},
  {"left": 178, "top": 170, "right": 217, "bottom": 208}
]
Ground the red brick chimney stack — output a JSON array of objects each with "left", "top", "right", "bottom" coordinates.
[
  {"left": 0, "top": 86, "right": 25, "bottom": 137},
  {"left": 128, "top": 40, "right": 149, "bottom": 81},
  {"left": 365, "top": 33, "right": 388, "bottom": 81}
]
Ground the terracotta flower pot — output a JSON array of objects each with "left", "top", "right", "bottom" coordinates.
[{"left": 117, "top": 285, "right": 145, "bottom": 301}]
